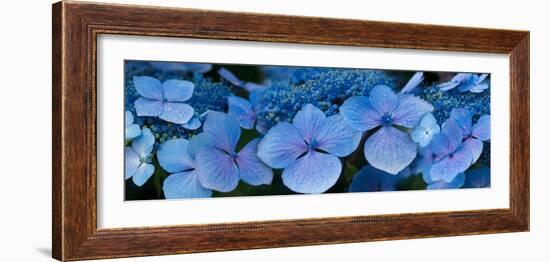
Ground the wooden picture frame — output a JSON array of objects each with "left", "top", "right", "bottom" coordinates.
[{"left": 52, "top": 1, "right": 529, "bottom": 261}]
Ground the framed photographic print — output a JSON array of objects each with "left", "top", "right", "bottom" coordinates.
[{"left": 52, "top": 1, "right": 530, "bottom": 261}]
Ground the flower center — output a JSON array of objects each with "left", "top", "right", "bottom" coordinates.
[
  {"left": 162, "top": 97, "right": 168, "bottom": 103},
  {"left": 307, "top": 139, "right": 319, "bottom": 149},
  {"left": 380, "top": 113, "right": 393, "bottom": 126},
  {"left": 139, "top": 155, "right": 152, "bottom": 163}
]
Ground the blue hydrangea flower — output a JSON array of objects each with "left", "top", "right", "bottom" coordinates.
[
  {"left": 463, "top": 165, "right": 490, "bottom": 188},
  {"left": 194, "top": 111, "right": 273, "bottom": 192},
  {"left": 411, "top": 113, "right": 440, "bottom": 147},
  {"left": 227, "top": 96, "right": 256, "bottom": 129},
  {"left": 125, "top": 127, "right": 155, "bottom": 186},
  {"left": 449, "top": 108, "right": 490, "bottom": 164},
  {"left": 125, "top": 111, "right": 141, "bottom": 142},
  {"left": 340, "top": 85, "right": 434, "bottom": 174},
  {"left": 133, "top": 76, "right": 195, "bottom": 124},
  {"left": 258, "top": 104, "right": 362, "bottom": 193},
  {"left": 438, "top": 73, "right": 489, "bottom": 93},
  {"left": 349, "top": 165, "right": 411, "bottom": 192},
  {"left": 426, "top": 172, "right": 465, "bottom": 190},
  {"left": 157, "top": 136, "right": 212, "bottom": 199},
  {"left": 400, "top": 72, "right": 424, "bottom": 94}
]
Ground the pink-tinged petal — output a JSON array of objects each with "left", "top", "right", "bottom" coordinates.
[
  {"left": 315, "top": 114, "right": 362, "bottom": 157},
  {"left": 392, "top": 94, "right": 434, "bottom": 128},
  {"left": 462, "top": 138, "right": 483, "bottom": 165},
  {"left": 159, "top": 102, "right": 194, "bottom": 124},
  {"left": 124, "top": 147, "right": 140, "bottom": 179},
  {"left": 163, "top": 171, "right": 212, "bottom": 199},
  {"left": 236, "top": 139, "right": 273, "bottom": 186},
  {"left": 473, "top": 115, "right": 490, "bottom": 141},
  {"left": 340, "top": 96, "right": 381, "bottom": 132},
  {"left": 195, "top": 148, "right": 239, "bottom": 192},
  {"left": 293, "top": 104, "right": 326, "bottom": 144},
  {"left": 133, "top": 76, "right": 163, "bottom": 100},
  {"left": 157, "top": 139, "right": 194, "bottom": 173},
  {"left": 369, "top": 85, "right": 398, "bottom": 115},
  {"left": 202, "top": 111, "right": 241, "bottom": 153},
  {"left": 134, "top": 97, "right": 163, "bottom": 117},
  {"left": 162, "top": 79, "right": 194, "bottom": 102},
  {"left": 227, "top": 96, "right": 256, "bottom": 129},
  {"left": 364, "top": 126, "right": 417, "bottom": 175},
  {"left": 257, "top": 122, "right": 307, "bottom": 169},
  {"left": 430, "top": 146, "right": 472, "bottom": 183},
  {"left": 450, "top": 108, "right": 473, "bottom": 137},
  {"left": 282, "top": 150, "right": 342, "bottom": 194},
  {"left": 132, "top": 163, "right": 155, "bottom": 187}
]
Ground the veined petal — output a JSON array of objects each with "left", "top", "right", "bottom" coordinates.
[
  {"left": 369, "top": 85, "right": 398, "bottom": 115},
  {"left": 159, "top": 102, "right": 194, "bottom": 124},
  {"left": 202, "top": 111, "right": 241, "bottom": 153},
  {"left": 163, "top": 171, "right": 212, "bottom": 199},
  {"left": 187, "top": 133, "right": 214, "bottom": 160},
  {"left": 441, "top": 118, "right": 463, "bottom": 153},
  {"left": 134, "top": 97, "right": 163, "bottom": 117},
  {"left": 315, "top": 114, "right": 362, "bottom": 157},
  {"left": 450, "top": 108, "right": 473, "bottom": 137},
  {"left": 364, "top": 126, "right": 417, "bottom": 175},
  {"left": 473, "top": 115, "right": 490, "bottom": 141},
  {"left": 227, "top": 96, "right": 256, "bottom": 129},
  {"left": 157, "top": 139, "right": 194, "bottom": 173},
  {"left": 133, "top": 76, "right": 163, "bottom": 100},
  {"left": 464, "top": 166, "right": 490, "bottom": 188},
  {"left": 462, "top": 138, "right": 483, "bottom": 164},
  {"left": 392, "top": 95, "right": 434, "bottom": 128},
  {"left": 257, "top": 122, "right": 307, "bottom": 169},
  {"left": 131, "top": 127, "right": 155, "bottom": 158},
  {"left": 236, "top": 139, "right": 273, "bottom": 186},
  {"left": 430, "top": 146, "right": 472, "bottom": 183},
  {"left": 340, "top": 96, "right": 381, "bottom": 132},
  {"left": 293, "top": 104, "right": 326, "bottom": 144},
  {"left": 281, "top": 150, "right": 342, "bottom": 194},
  {"left": 429, "top": 133, "right": 451, "bottom": 159},
  {"left": 195, "top": 148, "right": 239, "bottom": 192},
  {"left": 162, "top": 79, "right": 194, "bottom": 102},
  {"left": 124, "top": 147, "right": 140, "bottom": 179},
  {"left": 132, "top": 163, "right": 155, "bottom": 187}
]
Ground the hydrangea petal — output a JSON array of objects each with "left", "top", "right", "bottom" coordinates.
[
  {"left": 131, "top": 127, "right": 155, "bottom": 157},
  {"left": 163, "top": 171, "right": 212, "bottom": 199},
  {"left": 236, "top": 139, "right": 273, "bottom": 186},
  {"left": 438, "top": 81, "right": 460, "bottom": 92},
  {"left": 427, "top": 172, "right": 465, "bottom": 190},
  {"left": 125, "top": 111, "right": 134, "bottom": 127},
  {"left": 441, "top": 118, "right": 463, "bottom": 153},
  {"left": 473, "top": 115, "right": 490, "bottom": 141},
  {"left": 293, "top": 104, "right": 326, "bottom": 144},
  {"left": 340, "top": 96, "right": 381, "bottom": 131},
  {"left": 159, "top": 102, "right": 194, "bottom": 124},
  {"left": 369, "top": 85, "right": 398, "bottom": 114},
  {"left": 257, "top": 122, "right": 307, "bottom": 169},
  {"left": 430, "top": 146, "right": 472, "bottom": 183},
  {"left": 133, "top": 76, "right": 163, "bottom": 100},
  {"left": 450, "top": 108, "right": 473, "bottom": 137},
  {"left": 162, "top": 79, "right": 194, "bottom": 102},
  {"left": 218, "top": 67, "right": 245, "bottom": 86},
  {"left": 470, "top": 82, "right": 489, "bottom": 93},
  {"left": 429, "top": 133, "right": 451, "bottom": 158},
  {"left": 400, "top": 72, "right": 424, "bottom": 94},
  {"left": 157, "top": 139, "right": 194, "bottom": 173},
  {"left": 462, "top": 138, "right": 483, "bottom": 164},
  {"left": 227, "top": 96, "right": 256, "bottom": 129},
  {"left": 124, "top": 147, "right": 140, "bottom": 179},
  {"left": 315, "top": 114, "right": 362, "bottom": 157},
  {"left": 392, "top": 95, "right": 434, "bottom": 128},
  {"left": 182, "top": 116, "right": 201, "bottom": 130},
  {"left": 349, "top": 165, "right": 401, "bottom": 192},
  {"left": 195, "top": 148, "right": 239, "bottom": 192},
  {"left": 125, "top": 124, "right": 141, "bottom": 141},
  {"left": 202, "top": 111, "right": 241, "bottom": 153},
  {"left": 464, "top": 166, "right": 490, "bottom": 188},
  {"left": 132, "top": 163, "right": 155, "bottom": 187},
  {"left": 364, "top": 126, "right": 417, "bottom": 175},
  {"left": 134, "top": 97, "right": 163, "bottom": 117},
  {"left": 281, "top": 150, "right": 342, "bottom": 194},
  {"left": 187, "top": 133, "right": 214, "bottom": 160}
]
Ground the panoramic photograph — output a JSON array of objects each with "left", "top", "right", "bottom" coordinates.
[{"left": 124, "top": 60, "right": 491, "bottom": 200}]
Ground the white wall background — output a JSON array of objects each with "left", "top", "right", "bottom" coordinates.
[{"left": 0, "top": 0, "right": 547, "bottom": 261}]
